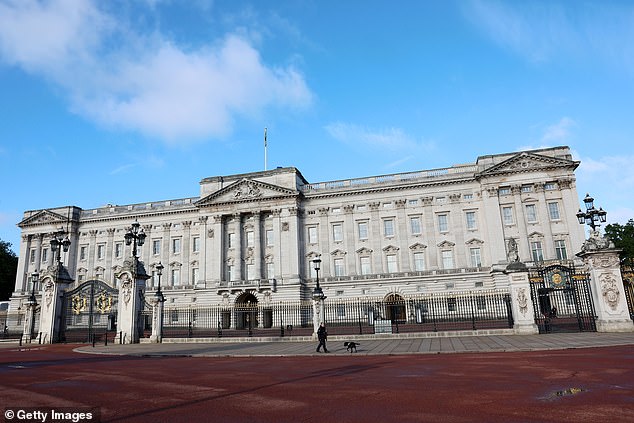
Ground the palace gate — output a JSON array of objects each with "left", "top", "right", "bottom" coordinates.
[
  {"left": 529, "top": 264, "right": 596, "bottom": 334},
  {"left": 60, "top": 280, "right": 118, "bottom": 343}
]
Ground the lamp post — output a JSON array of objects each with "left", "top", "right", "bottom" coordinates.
[
  {"left": 124, "top": 220, "right": 146, "bottom": 263},
  {"left": 153, "top": 262, "right": 165, "bottom": 343},
  {"left": 28, "top": 271, "right": 39, "bottom": 306},
  {"left": 155, "top": 262, "right": 165, "bottom": 303},
  {"left": 50, "top": 228, "right": 71, "bottom": 269},
  {"left": 311, "top": 258, "right": 326, "bottom": 335},
  {"left": 576, "top": 193, "right": 607, "bottom": 232},
  {"left": 312, "top": 258, "right": 323, "bottom": 299}
]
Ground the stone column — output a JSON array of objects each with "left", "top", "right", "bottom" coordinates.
[
  {"left": 105, "top": 228, "right": 115, "bottom": 283},
  {"left": 252, "top": 212, "right": 262, "bottom": 280},
  {"left": 395, "top": 199, "right": 410, "bottom": 271},
  {"left": 88, "top": 230, "right": 98, "bottom": 278},
  {"left": 161, "top": 223, "right": 171, "bottom": 284},
  {"left": 577, "top": 232, "right": 634, "bottom": 332},
  {"left": 505, "top": 263, "right": 539, "bottom": 334},
  {"left": 182, "top": 221, "right": 192, "bottom": 285},
  {"left": 15, "top": 235, "right": 30, "bottom": 292},
  {"left": 22, "top": 295, "right": 38, "bottom": 343},
  {"left": 115, "top": 258, "right": 149, "bottom": 344},
  {"left": 38, "top": 264, "right": 74, "bottom": 344},
  {"left": 312, "top": 294, "right": 325, "bottom": 337},
  {"left": 369, "top": 202, "right": 382, "bottom": 272},
  {"left": 233, "top": 214, "right": 243, "bottom": 281},
  {"left": 209, "top": 215, "right": 221, "bottom": 285},
  {"left": 149, "top": 294, "right": 165, "bottom": 343}
]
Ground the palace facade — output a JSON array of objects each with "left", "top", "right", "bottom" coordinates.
[{"left": 10, "top": 146, "right": 586, "bottom": 311}]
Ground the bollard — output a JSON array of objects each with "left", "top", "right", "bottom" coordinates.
[
  {"left": 104, "top": 330, "right": 108, "bottom": 346},
  {"left": 19, "top": 334, "right": 22, "bottom": 347},
  {"left": 38, "top": 332, "right": 42, "bottom": 344}
]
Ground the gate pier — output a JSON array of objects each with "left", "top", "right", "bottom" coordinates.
[
  {"left": 577, "top": 231, "right": 634, "bottom": 332},
  {"left": 115, "top": 258, "right": 149, "bottom": 344},
  {"left": 505, "top": 264, "right": 538, "bottom": 334}
]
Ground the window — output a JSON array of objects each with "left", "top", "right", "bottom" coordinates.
[
  {"left": 548, "top": 202, "right": 560, "bottom": 220},
  {"left": 521, "top": 185, "right": 532, "bottom": 193},
  {"left": 97, "top": 244, "right": 104, "bottom": 260},
  {"left": 246, "top": 264, "right": 255, "bottom": 280},
  {"left": 192, "top": 236, "right": 200, "bottom": 253},
  {"left": 171, "top": 269, "right": 180, "bottom": 286},
  {"left": 441, "top": 250, "right": 454, "bottom": 269},
  {"left": 502, "top": 207, "right": 514, "bottom": 225},
  {"left": 333, "top": 223, "right": 343, "bottom": 242},
  {"left": 386, "top": 255, "right": 398, "bottom": 273},
  {"left": 227, "top": 264, "right": 234, "bottom": 281},
  {"left": 437, "top": 214, "right": 448, "bottom": 232},
  {"left": 498, "top": 187, "right": 511, "bottom": 195},
  {"left": 555, "top": 240, "right": 568, "bottom": 260},
  {"left": 246, "top": 231, "right": 254, "bottom": 247},
  {"left": 79, "top": 246, "right": 87, "bottom": 261},
  {"left": 172, "top": 238, "right": 181, "bottom": 254},
  {"left": 470, "top": 248, "right": 482, "bottom": 268},
  {"left": 463, "top": 194, "right": 473, "bottom": 200},
  {"left": 41, "top": 248, "right": 48, "bottom": 263},
  {"left": 191, "top": 268, "right": 199, "bottom": 285},
  {"left": 152, "top": 239, "right": 161, "bottom": 255},
  {"left": 308, "top": 227, "right": 318, "bottom": 244},
  {"left": 525, "top": 204, "right": 538, "bottom": 223},
  {"left": 266, "top": 262, "right": 275, "bottom": 279},
  {"left": 115, "top": 243, "right": 122, "bottom": 258},
  {"left": 383, "top": 219, "right": 395, "bottom": 237},
  {"left": 228, "top": 233, "right": 236, "bottom": 248},
  {"left": 447, "top": 298, "right": 457, "bottom": 312},
  {"left": 358, "top": 221, "right": 369, "bottom": 240},
  {"left": 531, "top": 241, "right": 544, "bottom": 262},
  {"left": 30, "top": 249, "right": 36, "bottom": 264},
  {"left": 409, "top": 199, "right": 418, "bottom": 206},
  {"left": 413, "top": 252, "right": 425, "bottom": 271},
  {"left": 265, "top": 229, "right": 274, "bottom": 247},
  {"left": 544, "top": 182, "right": 557, "bottom": 190},
  {"left": 465, "top": 211, "right": 477, "bottom": 230},
  {"left": 360, "top": 256, "right": 371, "bottom": 275},
  {"left": 410, "top": 216, "right": 422, "bottom": 235},
  {"left": 334, "top": 258, "right": 345, "bottom": 276}
]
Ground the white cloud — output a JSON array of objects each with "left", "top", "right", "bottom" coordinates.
[
  {"left": 0, "top": 0, "right": 312, "bottom": 143},
  {"left": 541, "top": 117, "right": 576, "bottom": 143},
  {"left": 464, "top": 0, "right": 634, "bottom": 71}
]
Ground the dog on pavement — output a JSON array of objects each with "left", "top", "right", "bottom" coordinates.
[{"left": 344, "top": 341, "right": 359, "bottom": 353}]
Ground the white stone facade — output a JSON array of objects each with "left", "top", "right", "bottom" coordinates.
[{"left": 10, "top": 146, "right": 585, "bottom": 310}]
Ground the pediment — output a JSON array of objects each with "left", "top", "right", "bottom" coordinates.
[
  {"left": 465, "top": 238, "right": 484, "bottom": 245},
  {"left": 331, "top": 249, "right": 347, "bottom": 257},
  {"left": 409, "top": 242, "right": 427, "bottom": 251},
  {"left": 477, "top": 152, "right": 579, "bottom": 178},
  {"left": 382, "top": 245, "right": 400, "bottom": 253},
  {"left": 437, "top": 240, "right": 455, "bottom": 248},
  {"left": 196, "top": 178, "right": 299, "bottom": 207},
  {"left": 528, "top": 231, "right": 544, "bottom": 239},
  {"left": 356, "top": 247, "right": 373, "bottom": 255},
  {"left": 18, "top": 210, "right": 68, "bottom": 228}
]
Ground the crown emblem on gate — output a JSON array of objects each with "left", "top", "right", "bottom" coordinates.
[
  {"left": 96, "top": 293, "right": 113, "bottom": 313},
  {"left": 71, "top": 295, "right": 88, "bottom": 315}
]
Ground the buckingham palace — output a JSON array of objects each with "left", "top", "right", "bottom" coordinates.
[{"left": 10, "top": 145, "right": 586, "bottom": 312}]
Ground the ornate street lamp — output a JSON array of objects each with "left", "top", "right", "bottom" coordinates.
[
  {"left": 50, "top": 229, "right": 71, "bottom": 265},
  {"left": 28, "top": 271, "right": 39, "bottom": 306},
  {"left": 576, "top": 193, "right": 607, "bottom": 231},
  {"left": 312, "top": 258, "right": 323, "bottom": 299},
  {"left": 124, "top": 220, "right": 146, "bottom": 259},
  {"left": 155, "top": 262, "right": 165, "bottom": 303}
]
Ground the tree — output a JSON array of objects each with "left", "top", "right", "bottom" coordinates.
[
  {"left": 0, "top": 240, "right": 18, "bottom": 300},
  {"left": 604, "top": 219, "right": 634, "bottom": 263}
]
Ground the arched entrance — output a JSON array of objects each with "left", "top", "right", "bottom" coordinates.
[
  {"left": 235, "top": 293, "right": 258, "bottom": 331},
  {"left": 384, "top": 293, "right": 406, "bottom": 323}
]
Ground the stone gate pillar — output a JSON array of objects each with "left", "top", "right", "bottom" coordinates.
[
  {"left": 149, "top": 293, "right": 165, "bottom": 343},
  {"left": 22, "top": 296, "right": 37, "bottom": 344},
  {"left": 577, "top": 231, "right": 634, "bottom": 332},
  {"left": 115, "top": 258, "right": 149, "bottom": 344},
  {"left": 312, "top": 295, "right": 325, "bottom": 337},
  {"left": 505, "top": 263, "right": 539, "bottom": 334},
  {"left": 38, "top": 264, "right": 74, "bottom": 344}
]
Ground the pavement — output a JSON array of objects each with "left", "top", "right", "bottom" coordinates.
[{"left": 70, "top": 331, "right": 634, "bottom": 357}]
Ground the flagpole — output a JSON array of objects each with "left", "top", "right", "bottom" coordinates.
[{"left": 264, "top": 127, "right": 268, "bottom": 171}]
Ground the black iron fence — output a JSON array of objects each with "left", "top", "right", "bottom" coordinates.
[
  {"left": 621, "top": 258, "right": 634, "bottom": 320},
  {"left": 162, "top": 290, "right": 513, "bottom": 339},
  {"left": 0, "top": 312, "right": 24, "bottom": 340}
]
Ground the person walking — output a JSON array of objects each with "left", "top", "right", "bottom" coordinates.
[{"left": 316, "top": 322, "right": 329, "bottom": 353}]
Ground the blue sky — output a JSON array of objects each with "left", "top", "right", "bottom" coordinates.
[{"left": 1, "top": 0, "right": 633, "bottom": 254}]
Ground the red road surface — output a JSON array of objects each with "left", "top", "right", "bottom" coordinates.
[{"left": 1, "top": 344, "right": 633, "bottom": 422}]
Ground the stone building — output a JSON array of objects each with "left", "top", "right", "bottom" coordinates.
[{"left": 9, "top": 146, "right": 585, "bottom": 312}]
